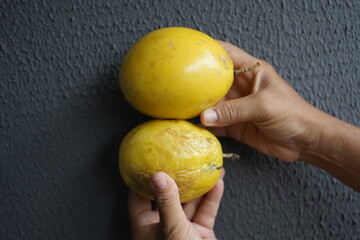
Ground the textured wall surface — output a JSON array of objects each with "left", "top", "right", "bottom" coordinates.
[{"left": 1, "top": 0, "right": 359, "bottom": 239}]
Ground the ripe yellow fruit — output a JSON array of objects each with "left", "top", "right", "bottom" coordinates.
[
  {"left": 119, "top": 120, "right": 223, "bottom": 202},
  {"left": 120, "top": 27, "right": 234, "bottom": 119}
]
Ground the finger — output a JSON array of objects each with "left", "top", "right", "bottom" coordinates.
[
  {"left": 192, "top": 222, "right": 216, "bottom": 239},
  {"left": 183, "top": 169, "right": 225, "bottom": 221},
  {"left": 217, "top": 40, "right": 264, "bottom": 96},
  {"left": 128, "top": 191, "right": 159, "bottom": 227},
  {"left": 150, "top": 172, "right": 188, "bottom": 234},
  {"left": 128, "top": 191, "right": 152, "bottom": 221},
  {"left": 200, "top": 94, "right": 261, "bottom": 127},
  {"left": 192, "top": 177, "right": 225, "bottom": 229},
  {"left": 220, "top": 168, "right": 225, "bottom": 179},
  {"left": 216, "top": 40, "right": 259, "bottom": 69},
  {"left": 183, "top": 196, "right": 204, "bottom": 220}
]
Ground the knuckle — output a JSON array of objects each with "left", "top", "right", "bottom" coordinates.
[
  {"left": 156, "top": 190, "right": 178, "bottom": 209},
  {"left": 258, "top": 59, "right": 274, "bottom": 72},
  {"left": 217, "top": 101, "right": 241, "bottom": 123}
]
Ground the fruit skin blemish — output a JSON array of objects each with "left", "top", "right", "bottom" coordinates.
[{"left": 119, "top": 120, "right": 223, "bottom": 203}]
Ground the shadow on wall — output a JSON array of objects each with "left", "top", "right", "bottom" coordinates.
[{"left": 93, "top": 64, "right": 149, "bottom": 239}]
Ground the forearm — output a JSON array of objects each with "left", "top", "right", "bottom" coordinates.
[{"left": 301, "top": 113, "right": 360, "bottom": 191}]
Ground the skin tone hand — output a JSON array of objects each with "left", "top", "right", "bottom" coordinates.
[
  {"left": 201, "top": 40, "right": 360, "bottom": 191},
  {"left": 129, "top": 170, "right": 225, "bottom": 240},
  {"left": 201, "top": 40, "right": 325, "bottom": 162}
]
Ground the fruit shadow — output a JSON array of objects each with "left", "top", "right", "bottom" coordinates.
[{"left": 94, "top": 64, "right": 149, "bottom": 239}]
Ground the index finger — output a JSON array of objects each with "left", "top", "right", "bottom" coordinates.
[
  {"left": 216, "top": 40, "right": 259, "bottom": 70},
  {"left": 192, "top": 176, "right": 225, "bottom": 229},
  {"left": 128, "top": 190, "right": 151, "bottom": 221}
]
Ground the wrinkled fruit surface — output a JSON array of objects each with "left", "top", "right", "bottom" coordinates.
[
  {"left": 120, "top": 27, "right": 234, "bottom": 119},
  {"left": 119, "top": 120, "right": 223, "bottom": 202}
]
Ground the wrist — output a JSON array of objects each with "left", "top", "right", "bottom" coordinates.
[
  {"left": 298, "top": 110, "right": 340, "bottom": 163},
  {"left": 299, "top": 112, "right": 360, "bottom": 191}
]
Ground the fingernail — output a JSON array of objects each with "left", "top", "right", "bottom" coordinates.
[
  {"left": 204, "top": 108, "right": 218, "bottom": 123},
  {"left": 150, "top": 173, "right": 168, "bottom": 191}
]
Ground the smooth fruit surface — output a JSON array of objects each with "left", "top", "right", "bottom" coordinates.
[
  {"left": 120, "top": 27, "right": 234, "bottom": 119},
  {"left": 119, "top": 120, "right": 223, "bottom": 202}
]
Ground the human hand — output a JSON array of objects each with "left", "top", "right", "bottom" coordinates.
[
  {"left": 129, "top": 171, "right": 225, "bottom": 240},
  {"left": 200, "top": 40, "right": 329, "bottom": 162}
]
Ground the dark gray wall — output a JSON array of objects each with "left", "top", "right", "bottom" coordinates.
[{"left": 1, "top": 0, "right": 359, "bottom": 239}]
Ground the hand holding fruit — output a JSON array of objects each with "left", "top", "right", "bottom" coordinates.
[
  {"left": 201, "top": 40, "right": 360, "bottom": 191},
  {"left": 121, "top": 27, "right": 360, "bottom": 240},
  {"left": 200, "top": 40, "right": 328, "bottom": 162},
  {"left": 120, "top": 27, "right": 230, "bottom": 240},
  {"left": 119, "top": 120, "right": 223, "bottom": 203},
  {"left": 129, "top": 171, "right": 224, "bottom": 240}
]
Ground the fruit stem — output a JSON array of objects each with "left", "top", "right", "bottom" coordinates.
[
  {"left": 222, "top": 153, "right": 241, "bottom": 160},
  {"left": 234, "top": 62, "right": 260, "bottom": 75}
]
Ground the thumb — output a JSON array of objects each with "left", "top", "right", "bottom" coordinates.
[
  {"left": 201, "top": 95, "right": 260, "bottom": 127},
  {"left": 150, "top": 172, "right": 188, "bottom": 235}
]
